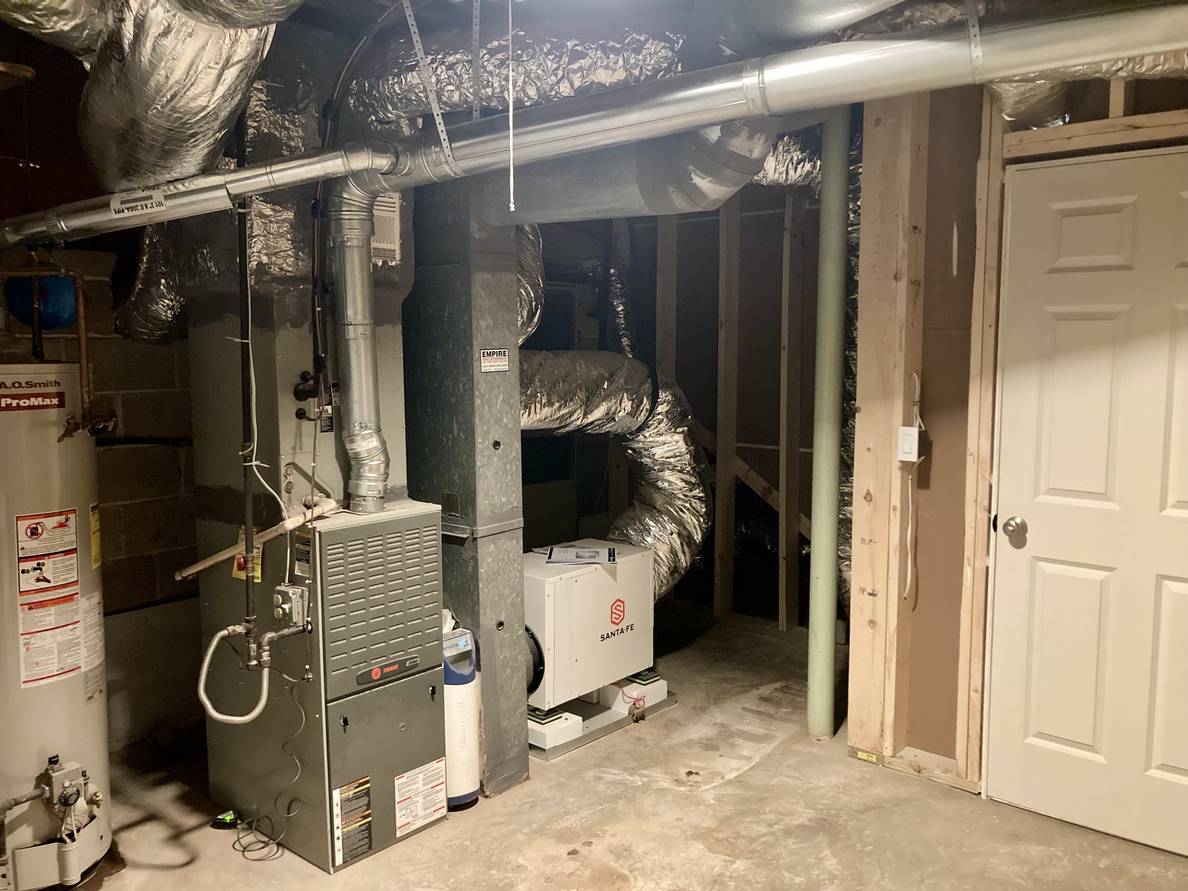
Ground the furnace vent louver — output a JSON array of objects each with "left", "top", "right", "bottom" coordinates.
[{"left": 320, "top": 516, "right": 443, "bottom": 701}]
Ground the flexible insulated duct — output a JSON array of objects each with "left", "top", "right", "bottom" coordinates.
[
  {"left": 170, "top": 0, "right": 300, "bottom": 28},
  {"left": 78, "top": 0, "right": 276, "bottom": 189},
  {"left": 517, "top": 225, "right": 544, "bottom": 345},
  {"left": 347, "top": 27, "right": 684, "bottom": 130},
  {"left": 0, "top": 0, "right": 108, "bottom": 60},
  {"left": 520, "top": 351, "right": 654, "bottom": 437}
]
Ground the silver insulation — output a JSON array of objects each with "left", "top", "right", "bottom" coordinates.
[
  {"left": 855, "top": 1, "right": 1188, "bottom": 128},
  {"left": 607, "top": 265, "right": 637, "bottom": 358},
  {"left": 347, "top": 28, "right": 684, "bottom": 129},
  {"left": 519, "top": 350, "right": 654, "bottom": 437},
  {"left": 78, "top": 0, "right": 274, "bottom": 190},
  {"left": 0, "top": 0, "right": 108, "bottom": 61},
  {"left": 753, "top": 130, "right": 823, "bottom": 189},
  {"left": 517, "top": 224, "right": 544, "bottom": 346},
  {"left": 609, "top": 384, "right": 712, "bottom": 599},
  {"left": 170, "top": 0, "right": 300, "bottom": 28}
]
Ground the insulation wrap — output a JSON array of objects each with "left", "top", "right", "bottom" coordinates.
[
  {"left": 609, "top": 384, "right": 712, "bottom": 599},
  {"left": 78, "top": 0, "right": 274, "bottom": 189},
  {"left": 753, "top": 129, "right": 823, "bottom": 189},
  {"left": 170, "top": 0, "right": 300, "bottom": 28},
  {"left": 517, "top": 224, "right": 544, "bottom": 346},
  {"left": 348, "top": 28, "right": 684, "bottom": 129},
  {"left": 607, "top": 265, "right": 637, "bottom": 358},
  {"left": 519, "top": 350, "right": 654, "bottom": 437},
  {"left": 0, "top": 0, "right": 108, "bottom": 60}
]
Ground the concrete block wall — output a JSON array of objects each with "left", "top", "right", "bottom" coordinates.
[{"left": 0, "top": 249, "right": 197, "bottom": 615}]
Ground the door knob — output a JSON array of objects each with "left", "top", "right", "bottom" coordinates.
[{"left": 1002, "top": 516, "right": 1028, "bottom": 537}]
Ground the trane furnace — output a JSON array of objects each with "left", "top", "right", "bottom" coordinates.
[{"left": 204, "top": 502, "right": 447, "bottom": 873}]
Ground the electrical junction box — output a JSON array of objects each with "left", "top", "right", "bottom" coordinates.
[{"left": 523, "top": 539, "right": 654, "bottom": 712}]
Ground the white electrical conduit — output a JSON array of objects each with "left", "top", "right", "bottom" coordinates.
[
  {"left": 198, "top": 625, "right": 271, "bottom": 725},
  {"left": 6, "top": 1, "right": 1188, "bottom": 245}
]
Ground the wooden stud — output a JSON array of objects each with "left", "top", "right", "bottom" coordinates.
[
  {"left": 713, "top": 193, "right": 741, "bottom": 617},
  {"left": 955, "top": 93, "right": 1004, "bottom": 789},
  {"left": 847, "top": 93, "right": 931, "bottom": 760},
  {"left": 1002, "top": 108, "right": 1188, "bottom": 161},
  {"left": 655, "top": 215, "right": 679, "bottom": 382},
  {"left": 1108, "top": 78, "right": 1136, "bottom": 119},
  {"left": 778, "top": 193, "right": 805, "bottom": 631}
]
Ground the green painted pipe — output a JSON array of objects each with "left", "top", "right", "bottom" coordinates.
[{"left": 807, "top": 106, "right": 851, "bottom": 741}]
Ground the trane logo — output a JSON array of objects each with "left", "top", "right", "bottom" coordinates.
[
  {"left": 0, "top": 392, "right": 66, "bottom": 412},
  {"left": 0, "top": 378, "right": 62, "bottom": 390}
]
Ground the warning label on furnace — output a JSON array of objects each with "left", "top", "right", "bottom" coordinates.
[
  {"left": 14, "top": 509, "right": 82, "bottom": 687},
  {"left": 332, "top": 776, "right": 373, "bottom": 867},
  {"left": 394, "top": 757, "right": 446, "bottom": 838}
]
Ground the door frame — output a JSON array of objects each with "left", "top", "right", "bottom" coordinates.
[{"left": 969, "top": 92, "right": 1188, "bottom": 794}]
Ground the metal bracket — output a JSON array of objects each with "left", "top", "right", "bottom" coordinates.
[
  {"left": 401, "top": 0, "right": 465, "bottom": 178},
  {"left": 965, "top": 0, "right": 985, "bottom": 83},
  {"left": 441, "top": 517, "right": 525, "bottom": 542}
]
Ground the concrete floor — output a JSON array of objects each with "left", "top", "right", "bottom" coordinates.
[{"left": 102, "top": 618, "right": 1188, "bottom": 890}]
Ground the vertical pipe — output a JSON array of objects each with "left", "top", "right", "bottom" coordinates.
[
  {"left": 235, "top": 117, "right": 256, "bottom": 632},
  {"left": 807, "top": 105, "right": 851, "bottom": 741}
]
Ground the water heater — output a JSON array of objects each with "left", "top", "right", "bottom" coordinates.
[{"left": 0, "top": 364, "right": 111, "bottom": 890}]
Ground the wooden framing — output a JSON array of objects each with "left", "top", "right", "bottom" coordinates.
[
  {"left": 848, "top": 92, "right": 931, "bottom": 760},
  {"left": 655, "top": 215, "right": 678, "bottom": 382},
  {"left": 955, "top": 93, "right": 1005, "bottom": 788},
  {"left": 712, "top": 194, "right": 742, "bottom": 617},
  {"left": 853, "top": 87, "right": 1188, "bottom": 794}
]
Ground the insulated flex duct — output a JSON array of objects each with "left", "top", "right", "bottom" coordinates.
[
  {"left": 519, "top": 350, "right": 654, "bottom": 437},
  {"left": 347, "top": 27, "right": 684, "bottom": 130},
  {"left": 78, "top": 0, "right": 275, "bottom": 189},
  {"left": 608, "top": 383, "right": 711, "bottom": 599},
  {"left": 0, "top": 0, "right": 108, "bottom": 60},
  {"left": 517, "top": 224, "right": 544, "bottom": 345},
  {"left": 170, "top": 0, "right": 300, "bottom": 28}
]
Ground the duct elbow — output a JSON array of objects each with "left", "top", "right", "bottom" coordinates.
[{"left": 344, "top": 428, "right": 389, "bottom": 514}]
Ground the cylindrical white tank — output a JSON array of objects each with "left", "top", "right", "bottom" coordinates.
[
  {"left": 0, "top": 363, "right": 111, "bottom": 890},
  {"left": 442, "top": 627, "right": 480, "bottom": 811}
]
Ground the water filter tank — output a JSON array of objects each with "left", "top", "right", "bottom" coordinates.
[
  {"left": 443, "top": 625, "right": 480, "bottom": 810},
  {"left": 0, "top": 364, "right": 111, "bottom": 890}
]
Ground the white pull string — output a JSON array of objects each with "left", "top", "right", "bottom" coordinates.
[{"left": 507, "top": 0, "right": 516, "bottom": 213}]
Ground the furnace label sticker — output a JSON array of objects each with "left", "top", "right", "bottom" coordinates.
[
  {"left": 479, "top": 348, "right": 510, "bottom": 373},
  {"left": 17, "top": 584, "right": 82, "bottom": 688},
  {"left": 331, "top": 776, "right": 373, "bottom": 867},
  {"left": 394, "top": 757, "right": 446, "bottom": 838},
  {"left": 81, "top": 590, "right": 105, "bottom": 701}
]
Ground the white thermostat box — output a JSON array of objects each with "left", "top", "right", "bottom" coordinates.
[{"left": 524, "top": 539, "right": 654, "bottom": 711}]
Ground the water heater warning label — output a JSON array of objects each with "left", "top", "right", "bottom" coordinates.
[
  {"left": 14, "top": 509, "right": 82, "bottom": 687},
  {"left": 394, "top": 757, "right": 446, "bottom": 838},
  {"left": 331, "top": 776, "right": 373, "bottom": 867}
]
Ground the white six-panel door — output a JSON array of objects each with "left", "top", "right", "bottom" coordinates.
[{"left": 988, "top": 147, "right": 1188, "bottom": 855}]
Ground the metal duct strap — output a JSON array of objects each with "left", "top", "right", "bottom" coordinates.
[
  {"left": 170, "top": 0, "right": 300, "bottom": 28},
  {"left": 517, "top": 224, "right": 543, "bottom": 345},
  {"left": 0, "top": 0, "right": 108, "bottom": 61},
  {"left": 519, "top": 350, "right": 654, "bottom": 436},
  {"left": 609, "top": 384, "right": 711, "bottom": 599},
  {"left": 347, "top": 27, "right": 684, "bottom": 129},
  {"left": 79, "top": 0, "right": 274, "bottom": 189}
]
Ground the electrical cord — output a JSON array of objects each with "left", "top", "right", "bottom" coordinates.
[
  {"left": 903, "top": 372, "right": 927, "bottom": 610},
  {"left": 231, "top": 681, "right": 306, "bottom": 862}
]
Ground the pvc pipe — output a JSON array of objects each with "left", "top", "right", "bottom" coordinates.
[{"left": 807, "top": 105, "right": 850, "bottom": 742}]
